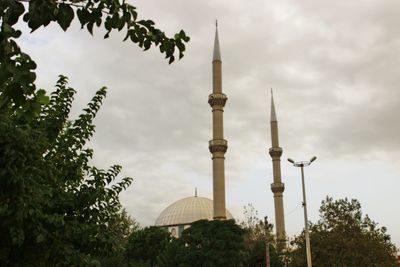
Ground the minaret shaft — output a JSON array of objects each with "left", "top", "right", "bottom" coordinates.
[
  {"left": 212, "top": 154, "right": 226, "bottom": 219},
  {"left": 212, "top": 61, "right": 222, "bottom": 93},
  {"left": 209, "top": 25, "right": 227, "bottom": 220},
  {"left": 271, "top": 121, "right": 279, "bottom": 148},
  {"left": 212, "top": 110, "right": 224, "bottom": 139},
  {"left": 269, "top": 93, "right": 286, "bottom": 252}
]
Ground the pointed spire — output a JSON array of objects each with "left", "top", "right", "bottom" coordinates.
[
  {"left": 270, "top": 89, "right": 277, "bottom": 122},
  {"left": 195, "top": 187, "right": 197, "bottom": 197},
  {"left": 213, "top": 20, "right": 221, "bottom": 61}
]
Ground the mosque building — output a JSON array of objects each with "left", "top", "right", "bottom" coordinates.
[
  {"left": 155, "top": 23, "right": 287, "bottom": 249},
  {"left": 154, "top": 190, "right": 233, "bottom": 238}
]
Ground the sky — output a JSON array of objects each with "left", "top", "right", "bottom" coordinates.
[{"left": 19, "top": 0, "right": 400, "bottom": 247}]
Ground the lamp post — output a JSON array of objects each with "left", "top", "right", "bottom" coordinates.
[
  {"left": 287, "top": 156, "right": 317, "bottom": 267},
  {"left": 264, "top": 216, "right": 271, "bottom": 267}
]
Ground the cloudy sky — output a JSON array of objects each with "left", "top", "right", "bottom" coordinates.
[{"left": 20, "top": 0, "right": 400, "bottom": 246}]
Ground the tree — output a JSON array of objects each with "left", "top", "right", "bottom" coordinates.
[
  {"left": 124, "top": 219, "right": 283, "bottom": 267},
  {"left": 289, "top": 196, "right": 399, "bottom": 267},
  {"left": 240, "top": 204, "right": 284, "bottom": 267},
  {"left": 156, "top": 239, "right": 182, "bottom": 267},
  {"left": 98, "top": 209, "right": 140, "bottom": 267},
  {"left": 245, "top": 240, "right": 283, "bottom": 267},
  {"left": 241, "top": 203, "right": 267, "bottom": 241},
  {"left": 125, "top": 226, "right": 173, "bottom": 267},
  {"left": 1, "top": 0, "right": 190, "bottom": 117},
  {"left": 176, "top": 219, "right": 246, "bottom": 267},
  {"left": 1, "top": 1, "right": 189, "bottom": 265},
  {"left": 0, "top": 76, "right": 133, "bottom": 266}
]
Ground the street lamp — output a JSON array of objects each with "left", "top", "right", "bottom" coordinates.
[
  {"left": 287, "top": 156, "right": 317, "bottom": 267},
  {"left": 264, "top": 216, "right": 272, "bottom": 267}
]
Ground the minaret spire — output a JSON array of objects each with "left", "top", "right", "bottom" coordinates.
[
  {"left": 268, "top": 90, "right": 286, "bottom": 252},
  {"left": 270, "top": 89, "right": 277, "bottom": 122},
  {"left": 209, "top": 22, "right": 227, "bottom": 220},
  {"left": 213, "top": 21, "right": 221, "bottom": 61}
]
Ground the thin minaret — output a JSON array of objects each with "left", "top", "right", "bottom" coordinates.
[
  {"left": 269, "top": 90, "right": 286, "bottom": 252},
  {"left": 208, "top": 21, "right": 227, "bottom": 220}
]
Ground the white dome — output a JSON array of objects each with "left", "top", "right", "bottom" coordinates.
[{"left": 155, "top": 196, "right": 233, "bottom": 226}]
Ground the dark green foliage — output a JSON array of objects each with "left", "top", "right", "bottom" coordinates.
[
  {"left": 124, "top": 220, "right": 247, "bottom": 267},
  {"left": 245, "top": 240, "right": 284, "bottom": 267},
  {"left": 125, "top": 226, "right": 172, "bottom": 267},
  {"left": 0, "top": 0, "right": 189, "bottom": 116},
  {"left": 177, "top": 219, "right": 246, "bottom": 267},
  {"left": 0, "top": 1, "right": 189, "bottom": 265},
  {"left": 0, "top": 76, "right": 132, "bottom": 266},
  {"left": 97, "top": 209, "right": 140, "bottom": 267},
  {"left": 289, "top": 196, "right": 399, "bottom": 267},
  {"left": 156, "top": 239, "right": 182, "bottom": 267},
  {"left": 125, "top": 219, "right": 283, "bottom": 267}
]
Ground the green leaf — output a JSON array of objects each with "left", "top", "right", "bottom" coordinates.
[
  {"left": 168, "top": 55, "right": 175, "bottom": 64},
  {"left": 36, "top": 234, "right": 45, "bottom": 243},
  {"left": 8, "top": 1, "right": 25, "bottom": 26},
  {"left": 176, "top": 41, "right": 185, "bottom": 53},
  {"left": 6, "top": 83, "right": 25, "bottom": 105},
  {"left": 110, "top": 13, "right": 119, "bottom": 28},
  {"left": 77, "top": 8, "right": 90, "bottom": 26},
  {"left": 57, "top": 4, "right": 74, "bottom": 31},
  {"left": 27, "top": 15, "right": 43, "bottom": 33},
  {"left": 87, "top": 22, "right": 94, "bottom": 35},
  {"left": 143, "top": 39, "right": 151, "bottom": 51},
  {"left": 104, "top": 31, "right": 111, "bottom": 39},
  {"left": 3, "top": 24, "right": 13, "bottom": 34},
  {"left": 37, "top": 89, "right": 50, "bottom": 105}
]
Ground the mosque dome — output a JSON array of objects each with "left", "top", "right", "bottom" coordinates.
[{"left": 155, "top": 196, "right": 233, "bottom": 226}]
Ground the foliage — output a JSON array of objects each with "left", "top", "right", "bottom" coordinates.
[
  {"left": 98, "top": 209, "right": 140, "bottom": 267},
  {"left": 0, "top": 0, "right": 190, "bottom": 116},
  {"left": 176, "top": 219, "right": 246, "bottom": 267},
  {"left": 289, "top": 196, "right": 399, "bottom": 267},
  {"left": 156, "top": 239, "right": 182, "bottom": 267},
  {"left": 0, "top": 76, "right": 132, "bottom": 266},
  {"left": 1, "top": 1, "right": 188, "bottom": 265},
  {"left": 125, "top": 226, "right": 172, "bottom": 267},
  {"left": 241, "top": 203, "right": 271, "bottom": 241},
  {"left": 124, "top": 219, "right": 285, "bottom": 267},
  {"left": 245, "top": 240, "right": 284, "bottom": 267},
  {"left": 240, "top": 204, "right": 284, "bottom": 267}
]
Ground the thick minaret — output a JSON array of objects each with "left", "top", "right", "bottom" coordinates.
[
  {"left": 269, "top": 91, "right": 286, "bottom": 251},
  {"left": 208, "top": 22, "right": 228, "bottom": 220}
]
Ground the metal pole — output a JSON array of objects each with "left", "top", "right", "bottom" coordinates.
[
  {"left": 301, "top": 165, "right": 312, "bottom": 267},
  {"left": 265, "top": 217, "right": 270, "bottom": 267}
]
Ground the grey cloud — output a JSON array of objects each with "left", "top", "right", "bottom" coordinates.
[{"left": 18, "top": 0, "right": 400, "bottom": 244}]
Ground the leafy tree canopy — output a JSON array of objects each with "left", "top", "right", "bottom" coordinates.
[
  {"left": 1, "top": 0, "right": 190, "bottom": 117},
  {"left": 289, "top": 196, "right": 399, "bottom": 267},
  {"left": 125, "top": 226, "right": 172, "bottom": 267},
  {"left": 176, "top": 219, "right": 246, "bottom": 267},
  {"left": 0, "top": 1, "right": 189, "bottom": 265},
  {"left": 124, "top": 218, "right": 285, "bottom": 267},
  {"left": 0, "top": 76, "right": 132, "bottom": 266}
]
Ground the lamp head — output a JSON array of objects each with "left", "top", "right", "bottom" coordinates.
[
  {"left": 310, "top": 156, "right": 317, "bottom": 163},
  {"left": 287, "top": 158, "right": 295, "bottom": 164}
]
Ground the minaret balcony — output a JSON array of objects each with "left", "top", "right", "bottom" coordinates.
[
  {"left": 271, "top": 182, "right": 285, "bottom": 193},
  {"left": 269, "top": 147, "right": 283, "bottom": 157},
  {"left": 208, "top": 93, "right": 227, "bottom": 107},
  {"left": 209, "top": 139, "right": 228, "bottom": 153}
]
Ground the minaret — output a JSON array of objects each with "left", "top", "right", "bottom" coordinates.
[
  {"left": 208, "top": 21, "right": 228, "bottom": 220},
  {"left": 269, "top": 90, "right": 286, "bottom": 251}
]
